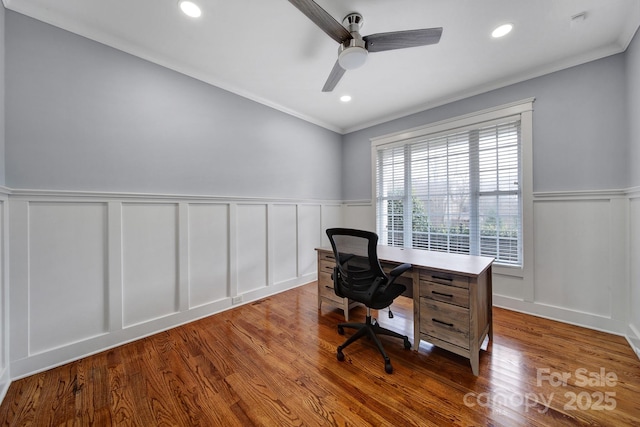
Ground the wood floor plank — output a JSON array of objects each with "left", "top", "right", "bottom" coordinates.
[{"left": 1, "top": 283, "right": 639, "bottom": 426}]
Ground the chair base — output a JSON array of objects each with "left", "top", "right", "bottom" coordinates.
[{"left": 336, "top": 312, "right": 411, "bottom": 374}]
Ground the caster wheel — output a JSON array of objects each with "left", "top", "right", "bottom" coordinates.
[
  {"left": 337, "top": 326, "right": 344, "bottom": 335},
  {"left": 404, "top": 339, "right": 411, "bottom": 350},
  {"left": 337, "top": 349, "right": 345, "bottom": 362},
  {"left": 385, "top": 361, "right": 393, "bottom": 374}
]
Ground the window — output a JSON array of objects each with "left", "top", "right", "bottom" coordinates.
[{"left": 372, "top": 100, "right": 533, "bottom": 268}]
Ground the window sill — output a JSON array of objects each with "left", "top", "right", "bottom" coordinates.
[{"left": 493, "top": 263, "right": 524, "bottom": 278}]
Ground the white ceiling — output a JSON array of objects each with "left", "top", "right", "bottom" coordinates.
[{"left": 4, "top": 0, "right": 640, "bottom": 133}]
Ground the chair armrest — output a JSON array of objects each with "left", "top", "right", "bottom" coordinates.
[
  {"left": 389, "top": 263, "right": 412, "bottom": 278},
  {"left": 380, "top": 263, "right": 412, "bottom": 293}
]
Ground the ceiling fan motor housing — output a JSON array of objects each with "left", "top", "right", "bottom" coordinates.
[{"left": 343, "top": 12, "right": 364, "bottom": 33}]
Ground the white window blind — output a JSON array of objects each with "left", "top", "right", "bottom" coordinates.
[{"left": 376, "top": 118, "right": 522, "bottom": 266}]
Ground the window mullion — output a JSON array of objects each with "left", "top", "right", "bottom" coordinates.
[
  {"left": 469, "top": 130, "right": 480, "bottom": 255},
  {"left": 404, "top": 145, "right": 412, "bottom": 248},
  {"left": 494, "top": 136, "right": 501, "bottom": 262}
]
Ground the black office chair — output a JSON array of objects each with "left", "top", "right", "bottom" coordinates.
[{"left": 326, "top": 228, "right": 412, "bottom": 373}]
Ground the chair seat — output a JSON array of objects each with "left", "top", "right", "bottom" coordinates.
[{"left": 341, "top": 282, "right": 406, "bottom": 310}]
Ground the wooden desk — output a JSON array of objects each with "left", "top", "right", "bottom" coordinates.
[{"left": 316, "top": 246, "right": 494, "bottom": 376}]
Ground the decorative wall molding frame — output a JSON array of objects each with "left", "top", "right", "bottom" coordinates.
[
  {"left": 1, "top": 184, "right": 638, "bottom": 381},
  {"left": 342, "top": 187, "right": 637, "bottom": 345},
  {"left": 6, "top": 189, "right": 344, "bottom": 379}
]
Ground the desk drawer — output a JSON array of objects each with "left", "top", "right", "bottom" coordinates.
[
  {"left": 420, "top": 270, "right": 469, "bottom": 289},
  {"left": 319, "top": 272, "right": 342, "bottom": 304},
  {"left": 318, "top": 251, "right": 336, "bottom": 263},
  {"left": 420, "top": 280, "right": 469, "bottom": 308},
  {"left": 318, "top": 268, "right": 333, "bottom": 287},
  {"left": 319, "top": 259, "right": 336, "bottom": 276},
  {"left": 420, "top": 299, "right": 470, "bottom": 350}
]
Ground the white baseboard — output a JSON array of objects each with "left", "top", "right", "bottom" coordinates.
[
  {"left": 0, "top": 367, "right": 10, "bottom": 404},
  {"left": 493, "top": 295, "right": 627, "bottom": 336},
  {"left": 627, "top": 323, "right": 640, "bottom": 361}
]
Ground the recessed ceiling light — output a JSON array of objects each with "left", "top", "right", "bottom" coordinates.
[
  {"left": 492, "top": 23, "right": 513, "bottom": 38},
  {"left": 179, "top": 1, "right": 201, "bottom": 18},
  {"left": 340, "top": 95, "right": 352, "bottom": 103}
]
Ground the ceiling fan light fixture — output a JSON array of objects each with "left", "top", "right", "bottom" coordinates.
[
  {"left": 179, "top": 0, "right": 201, "bottom": 18},
  {"left": 338, "top": 46, "right": 368, "bottom": 70}
]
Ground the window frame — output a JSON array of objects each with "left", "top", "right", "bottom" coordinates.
[{"left": 370, "top": 98, "right": 534, "bottom": 277}]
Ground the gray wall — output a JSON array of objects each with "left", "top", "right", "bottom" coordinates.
[
  {"left": 0, "top": 4, "right": 5, "bottom": 186},
  {"left": 3, "top": 10, "right": 634, "bottom": 200},
  {"left": 5, "top": 12, "right": 342, "bottom": 200},
  {"left": 342, "top": 53, "right": 629, "bottom": 200}
]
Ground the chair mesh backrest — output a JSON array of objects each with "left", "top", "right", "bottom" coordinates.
[{"left": 327, "top": 229, "right": 386, "bottom": 291}]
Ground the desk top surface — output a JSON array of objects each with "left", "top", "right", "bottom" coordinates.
[{"left": 317, "top": 245, "right": 494, "bottom": 277}]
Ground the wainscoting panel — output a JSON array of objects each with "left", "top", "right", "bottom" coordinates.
[
  {"left": 342, "top": 193, "right": 631, "bottom": 334},
  {"left": 271, "top": 204, "right": 298, "bottom": 285},
  {"left": 187, "top": 203, "right": 230, "bottom": 309},
  {"left": 235, "top": 204, "right": 268, "bottom": 294},
  {"left": 7, "top": 191, "right": 633, "bottom": 379},
  {"left": 320, "top": 204, "right": 342, "bottom": 247},
  {"left": 28, "top": 202, "right": 108, "bottom": 354},
  {"left": 297, "top": 205, "right": 322, "bottom": 278},
  {"left": 122, "top": 203, "right": 179, "bottom": 327},
  {"left": 533, "top": 199, "right": 614, "bottom": 317},
  {"left": 7, "top": 192, "right": 341, "bottom": 378},
  {"left": 343, "top": 202, "right": 375, "bottom": 232},
  {"left": 498, "top": 192, "right": 629, "bottom": 333}
]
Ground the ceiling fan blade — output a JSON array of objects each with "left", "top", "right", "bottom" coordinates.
[
  {"left": 288, "top": 0, "right": 352, "bottom": 44},
  {"left": 364, "top": 28, "right": 443, "bottom": 52},
  {"left": 322, "top": 60, "right": 346, "bottom": 92}
]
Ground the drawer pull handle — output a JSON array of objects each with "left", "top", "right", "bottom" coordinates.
[
  {"left": 325, "top": 286, "right": 334, "bottom": 290},
  {"left": 432, "top": 291, "right": 453, "bottom": 298},
  {"left": 432, "top": 318, "right": 454, "bottom": 327},
  {"left": 432, "top": 275, "right": 453, "bottom": 282}
]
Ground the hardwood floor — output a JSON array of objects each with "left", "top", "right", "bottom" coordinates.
[{"left": 1, "top": 282, "right": 639, "bottom": 426}]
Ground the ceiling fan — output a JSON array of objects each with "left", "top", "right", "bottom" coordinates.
[{"left": 288, "top": 0, "right": 443, "bottom": 92}]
